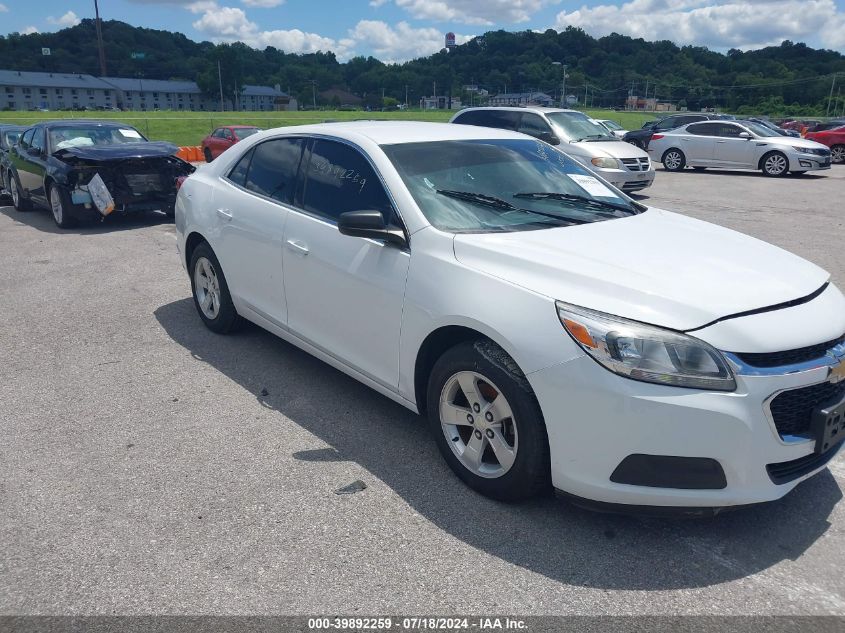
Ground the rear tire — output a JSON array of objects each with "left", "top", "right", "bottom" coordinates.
[
  {"left": 831, "top": 145, "right": 844, "bottom": 164},
  {"left": 662, "top": 148, "right": 686, "bottom": 172},
  {"left": 203, "top": 147, "right": 213, "bottom": 163},
  {"left": 9, "top": 173, "right": 32, "bottom": 211},
  {"left": 426, "top": 339, "right": 551, "bottom": 502},
  {"left": 189, "top": 242, "right": 243, "bottom": 334},
  {"left": 761, "top": 151, "right": 789, "bottom": 177}
]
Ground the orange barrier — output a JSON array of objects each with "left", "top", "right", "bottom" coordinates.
[{"left": 176, "top": 146, "right": 203, "bottom": 162}]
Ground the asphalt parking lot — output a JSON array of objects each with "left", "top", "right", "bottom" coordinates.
[{"left": 1, "top": 165, "right": 844, "bottom": 616}]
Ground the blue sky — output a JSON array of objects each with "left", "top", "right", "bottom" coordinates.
[{"left": 2, "top": 1, "right": 845, "bottom": 62}]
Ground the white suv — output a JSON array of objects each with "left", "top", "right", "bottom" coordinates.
[{"left": 451, "top": 107, "right": 655, "bottom": 193}]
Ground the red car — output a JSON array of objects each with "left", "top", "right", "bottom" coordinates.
[
  {"left": 201, "top": 125, "right": 260, "bottom": 162},
  {"left": 804, "top": 125, "right": 845, "bottom": 163}
]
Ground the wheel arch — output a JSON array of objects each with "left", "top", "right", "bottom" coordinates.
[
  {"left": 758, "top": 149, "right": 787, "bottom": 170},
  {"left": 661, "top": 147, "right": 684, "bottom": 162},
  {"left": 184, "top": 231, "right": 210, "bottom": 270},
  {"left": 413, "top": 324, "right": 520, "bottom": 415}
]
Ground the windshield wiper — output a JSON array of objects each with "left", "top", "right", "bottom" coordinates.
[
  {"left": 572, "top": 134, "right": 611, "bottom": 142},
  {"left": 513, "top": 192, "right": 638, "bottom": 215},
  {"left": 436, "top": 189, "right": 588, "bottom": 225}
]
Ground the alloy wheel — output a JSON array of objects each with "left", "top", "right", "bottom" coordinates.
[
  {"left": 439, "top": 371, "right": 518, "bottom": 479},
  {"left": 832, "top": 146, "right": 845, "bottom": 163},
  {"left": 664, "top": 151, "right": 682, "bottom": 170},
  {"left": 764, "top": 154, "right": 787, "bottom": 175},
  {"left": 10, "top": 177, "right": 19, "bottom": 207},
  {"left": 194, "top": 256, "right": 221, "bottom": 320}
]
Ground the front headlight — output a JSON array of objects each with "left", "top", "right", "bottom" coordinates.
[
  {"left": 791, "top": 146, "right": 813, "bottom": 154},
  {"left": 556, "top": 301, "right": 736, "bottom": 391},
  {"left": 591, "top": 157, "right": 621, "bottom": 169}
]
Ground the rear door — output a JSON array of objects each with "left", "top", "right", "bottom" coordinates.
[
  {"left": 212, "top": 137, "right": 306, "bottom": 325},
  {"left": 282, "top": 138, "right": 410, "bottom": 389}
]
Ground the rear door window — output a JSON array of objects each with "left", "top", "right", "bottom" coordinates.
[
  {"left": 242, "top": 138, "right": 305, "bottom": 204},
  {"left": 455, "top": 110, "right": 520, "bottom": 131},
  {"left": 227, "top": 148, "right": 254, "bottom": 187},
  {"left": 31, "top": 128, "right": 46, "bottom": 154},
  {"left": 302, "top": 139, "right": 394, "bottom": 222},
  {"left": 686, "top": 123, "right": 722, "bottom": 136}
]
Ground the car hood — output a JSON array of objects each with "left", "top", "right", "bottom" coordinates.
[
  {"left": 52, "top": 141, "right": 179, "bottom": 161},
  {"left": 567, "top": 139, "right": 648, "bottom": 160},
  {"left": 452, "top": 208, "right": 828, "bottom": 331},
  {"left": 760, "top": 136, "right": 828, "bottom": 150}
]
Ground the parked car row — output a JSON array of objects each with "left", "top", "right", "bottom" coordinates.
[
  {"left": 0, "top": 119, "right": 195, "bottom": 227},
  {"left": 174, "top": 118, "right": 845, "bottom": 513}
]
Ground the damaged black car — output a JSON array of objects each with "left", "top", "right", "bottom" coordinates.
[
  {"left": 7, "top": 120, "right": 195, "bottom": 228},
  {"left": 0, "top": 124, "right": 26, "bottom": 198}
]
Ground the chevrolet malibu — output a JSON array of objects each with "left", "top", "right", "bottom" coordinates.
[{"left": 175, "top": 121, "right": 845, "bottom": 513}]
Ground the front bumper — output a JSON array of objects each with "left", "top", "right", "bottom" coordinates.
[
  {"left": 529, "top": 353, "right": 844, "bottom": 509},
  {"left": 789, "top": 152, "right": 832, "bottom": 172},
  {"left": 593, "top": 166, "right": 656, "bottom": 192}
]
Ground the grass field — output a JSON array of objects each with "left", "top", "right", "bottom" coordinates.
[{"left": 0, "top": 109, "right": 655, "bottom": 146}]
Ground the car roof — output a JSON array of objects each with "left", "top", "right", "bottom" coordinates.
[
  {"left": 0, "top": 124, "right": 26, "bottom": 131},
  {"left": 256, "top": 120, "right": 535, "bottom": 145},
  {"left": 456, "top": 106, "right": 582, "bottom": 115}
]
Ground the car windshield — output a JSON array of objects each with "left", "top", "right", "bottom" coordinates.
[
  {"left": 742, "top": 122, "right": 778, "bottom": 137},
  {"left": 382, "top": 139, "right": 640, "bottom": 234},
  {"left": 49, "top": 126, "right": 147, "bottom": 151},
  {"left": 545, "top": 112, "right": 615, "bottom": 141},
  {"left": 235, "top": 128, "right": 260, "bottom": 139},
  {"left": 601, "top": 120, "right": 623, "bottom": 131}
]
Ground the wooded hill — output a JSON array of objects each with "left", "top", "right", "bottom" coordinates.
[{"left": 1, "top": 19, "right": 843, "bottom": 115}]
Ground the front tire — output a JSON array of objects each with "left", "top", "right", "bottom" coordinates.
[
  {"left": 662, "top": 148, "right": 686, "bottom": 171},
  {"left": 49, "top": 184, "right": 77, "bottom": 228},
  {"left": 761, "top": 151, "right": 789, "bottom": 177},
  {"left": 831, "top": 145, "right": 844, "bottom": 164},
  {"left": 203, "top": 147, "right": 213, "bottom": 163},
  {"left": 426, "top": 339, "right": 550, "bottom": 502},
  {"left": 189, "top": 242, "right": 242, "bottom": 334}
]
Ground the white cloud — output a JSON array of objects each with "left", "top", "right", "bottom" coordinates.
[
  {"left": 386, "top": 0, "right": 558, "bottom": 25},
  {"left": 21, "top": 26, "right": 39, "bottom": 35},
  {"left": 554, "top": 0, "right": 845, "bottom": 51},
  {"left": 192, "top": 6, "right": 354, "bottom": 57},
  {"left": 47, "top": 11, "right": 81, "bottom": 28},
  {"left": 349, "top": 20, "right": 472, "bottom": 62},
  {"left": 241, "top": 0, "right": 284, "bottom": 6},
  {"left": 0, "top": 4, "right": 8, "bottom": 13}
]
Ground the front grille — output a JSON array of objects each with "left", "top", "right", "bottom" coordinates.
[
  {"left": 766, "top": 439, "right": 844, "bottom": 484},
  {"left": 735, "top": 334, "right": 844, "bottom": 368},
  {"left": 621, "top": 157, "right": 651, "bottom": 172},
  {"left": 769, "top": 380, "right": 845, "bottom": 437}
]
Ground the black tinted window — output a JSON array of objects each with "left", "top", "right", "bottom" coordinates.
[
  {"left": 518, "top": 113, "right": 551, "bottom": 138},
  {"left": 456, "top": 110, "right": 520, "bottom": 131},
  {"left": 303, "top": 139, "right": 393, "bottom": 222},
  {"left": 31, "top": 128, "right": 45, "bottom": 153},
  {"left": 687, "top": 123, "right": 721, "bottom": 136},
  {"left": 227, "top": 148, "right": 253, "bottom": 187},
  {"left": 713, "top": 124, "right": 743, "bottom": 138},
  {"left": 243, "top": 138, "right": 305, "bottom": 204}
]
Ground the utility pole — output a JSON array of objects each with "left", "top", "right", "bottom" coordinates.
[
  {"left": 826, "top": 73, "right": 838, "bottom": 117},
  {"left": 404, "top": 84, "right": 408, "bottom": 108},
  {"left": 217, "top": 60, "right": 224, "bottom": 111},
  {"left": 93, "top": 0, "right": 107, "bottom": 76},
  {"left": 584, "top": 82, "right": 588, "bottom": 109},
  {"left": 309, "top": 79, "right": 317, "bottom": 109},
  {"left": 552, "top": 62, "right": 567, "bottom": 108}
]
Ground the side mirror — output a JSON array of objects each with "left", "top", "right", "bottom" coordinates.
[
  {"left": 338, "top": 210, "right": 406, "bottom": 247},
  {"left": 27, "top": 146, "right": 42, "bottom": 157},
  {"left": 738, "top": 132, "right": 752, "bottom": 139},
  {"left": 537, "top": 131, "right": 560, "bottom": 145}
]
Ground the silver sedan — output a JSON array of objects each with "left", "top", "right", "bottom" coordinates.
[{"left": 647, "top": 120, "right": 832, "bottom": 176}]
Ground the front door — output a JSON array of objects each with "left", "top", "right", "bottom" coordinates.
[
  {"left": 282, "top": 138, "right": 410, "bottom": 389},
  {"left": 711, "top": 123, "right": 756, "bottom": 168}
]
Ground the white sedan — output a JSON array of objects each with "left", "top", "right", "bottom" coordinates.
[
  {"left": 648, "top": 120, "right": 832, "bottom": 176},
  {"left": 175, "top": 121, "right": 845, "bottom": 513}
]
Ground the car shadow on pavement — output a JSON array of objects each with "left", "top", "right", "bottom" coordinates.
[
  {"left": 0, "top": 204, "right": 172, "bottom": 235},
  {"left": 155, "top": 297, "right": 842, "bottom": 592},
  {"left": 657, "top": 168, "right": 828, "bottom": 179}
]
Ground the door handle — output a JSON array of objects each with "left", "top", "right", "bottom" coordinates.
[
  {"left": 286, "top": 239, "right": 309, "bottom": 255},
  {"left": 216, "top": 208, "right": 233, "bottom": 221},
  {"left": 716, "top": 140, "right": 727, "bottom": 143}
]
